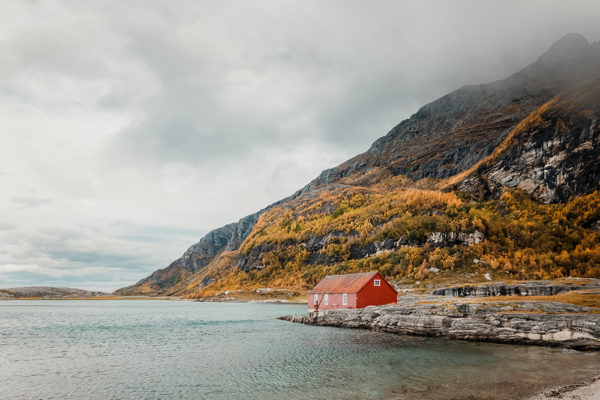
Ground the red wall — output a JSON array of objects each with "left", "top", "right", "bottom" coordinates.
[
  {"left": 308, "top": 273, "right": 397, "bottom": 310},
  {"left": 356, "top": 274, "right": 397, "bottom": 308},
  {"left": 309, "top": 293, "right": 357, "bottom": 311}
]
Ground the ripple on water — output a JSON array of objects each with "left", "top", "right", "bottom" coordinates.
[{"left": 0, "top": 300, "right": 598, "bottom": 400}]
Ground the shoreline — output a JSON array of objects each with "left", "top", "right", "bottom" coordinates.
[
  {"left": 0, "top": 296, "right": 307, "bottom": 304},
  {"left": 193, "top": 297, "right": 307, "bottom": 304},
  {"left": 0, "top": 295, "right": 180, "bottom": 301},
  {"left": 280, "top": 295, "right": 600, "bottom": 350},
  {"left": 527, "top": 375, "right": 600, "bottom": 400}
]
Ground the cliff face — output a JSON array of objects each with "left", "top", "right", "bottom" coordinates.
[
  {"left": 116, "top": 34, "right": 600, "bottom": 297},
  {"left": 431, "top": 280, "right": 600, "bottom": 297},
  {"left": 454, "top": 79, "right": 600, "bottom": 203},
  {"left": 300, "top": 33, "right": 600, "bottom": 190},
  {"left": 116, "top": 211, "right": 264, "bottom": 295}
]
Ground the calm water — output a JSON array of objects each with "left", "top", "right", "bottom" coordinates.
[{"left": 0, "top": 301, "right": 598, "bottom": 400}]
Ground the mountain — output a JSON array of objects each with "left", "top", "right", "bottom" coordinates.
[
  {"left": 0, "top": 287, "right": 109, "bottom": 299},
  {"left": 115, "top": 34, "right": 600, "bottom": 297},
  {"left": 451, "top": 77, "right": 600, "bottom": 203},
  {"left": 301, "top": 33, "right": 600, "bottom": 189}
]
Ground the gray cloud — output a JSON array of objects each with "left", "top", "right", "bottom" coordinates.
[
  {"left": 0, "top": 223, "right": 15, "bottom": 231},
  {"left": 11, "top": 195, "right": 53, "bottom": 209},
  {"left": 1, "top": 0, "right": 599, "bottom": 291}
]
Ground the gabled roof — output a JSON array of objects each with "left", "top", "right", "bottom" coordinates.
[{"left": 309, "top": 271, "right": 380, "bottom": 294}]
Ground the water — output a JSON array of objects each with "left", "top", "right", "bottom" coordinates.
[{"left": 0, "top": 301, "right": 598, "bottom": 400}]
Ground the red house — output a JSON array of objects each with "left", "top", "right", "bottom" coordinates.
[{"left": 308, "top": 271, "right": 397, "bottom": 311}]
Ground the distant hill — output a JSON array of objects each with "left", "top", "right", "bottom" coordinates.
[
  {"left": 0, "top": 287, "right": 109, "bottom": 299},
  {"left": 116, "top": 33, "right": 600, "bottom": 297}
]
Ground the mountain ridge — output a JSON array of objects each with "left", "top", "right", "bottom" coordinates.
[
  {"left": 0, "top": 287, "right": 109, "bottom": 299},
  {"left": 115, "top": 33, "right": 600, "bottom": 296}
]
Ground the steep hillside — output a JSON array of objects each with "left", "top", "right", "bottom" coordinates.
[
  {"left": 115, "top": 34, "right": 600, "bottom": 297},
  {"left": 451, "top": 77, "right": 600, "bottom": 203},
  {"left": 300, "top": 33, "right": 600, "bottom": 190},
  {"left": 116, "top": 211, "right": 263, "bottom": 295}
]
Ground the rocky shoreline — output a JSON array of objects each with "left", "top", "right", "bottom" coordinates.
[{"left": 279, "top": 295, "right": 600, "bottom": 350}]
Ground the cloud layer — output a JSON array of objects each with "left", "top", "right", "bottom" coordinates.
[{"left": 1, "top": 0, "right": 599, "bottom": 291}]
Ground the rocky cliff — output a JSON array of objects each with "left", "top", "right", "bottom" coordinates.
[
  {"left": 453, "top": 77, "right": 600, "bottom": 203},
  {"left": 116, "top": 34, "right": 600, "bottom": 297},
  {"left": 116, "top": 210, "right": 265, "bottom": 295},
  {"left": 431, "top": 280, "right": 600, "bottom": 297},
  {"left": 300, "top": 33, "right": 600, "bottom": 190}
]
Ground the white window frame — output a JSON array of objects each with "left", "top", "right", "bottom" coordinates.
[
  {"left": 342, "top": 293, "right": 348, "bottom": 306},
  {"left": 374, "top": 279, "right": 381, "bottom": 287},
  {"left": 313, "top": 294, "right": 318, "bottom": 305},
  {"left": 324, "top": 294, "right": 329, "bottom": 305}
]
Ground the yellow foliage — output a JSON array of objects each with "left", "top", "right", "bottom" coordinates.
[{"left": 196, "top": 187, "right": 600, "bottom": 295}]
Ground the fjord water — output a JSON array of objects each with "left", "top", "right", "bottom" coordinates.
[{"left": 1, "top": 301, "right": 598, "bottom": 400}]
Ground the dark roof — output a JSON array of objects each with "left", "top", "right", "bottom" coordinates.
[{"left": 309, "top": 271, "right": 380, "bottom": 294}]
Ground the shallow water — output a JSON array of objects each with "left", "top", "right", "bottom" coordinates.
[{"left": 0, "top": 300, "right": 598, "bottom": 400}]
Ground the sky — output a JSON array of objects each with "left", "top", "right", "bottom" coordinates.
[{"left": 1, "top": 0, "right": 600, "bottom": 292}]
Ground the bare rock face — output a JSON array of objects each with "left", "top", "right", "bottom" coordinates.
[
  {"left": 234, "top": 228, "right": 486, "bottom": 271},
  {"left": 299, "top": 33, "right": 600, "bottom": 193},
  {"left": 431, "top": 280, "right": 600, "bottom": 297},
  {"left": 114, "top": 211, "right": 263, "bottom": 295},
  {"left": 426, "top": 230, "right": 484, "bottom": 247},
  {"left": 280, "top": 297, "right": 600, "bottom": 350},
  {"left": 455, "top": 78, "right": 600, "bottom": 203}
]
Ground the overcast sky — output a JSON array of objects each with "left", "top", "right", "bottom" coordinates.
[{"left": 1, "top": 0, "right": 599, "bottom": 292}]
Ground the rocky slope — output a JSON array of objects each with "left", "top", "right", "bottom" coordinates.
[
  {"left": 116, "top": 211, "right": 264, "bottom": 295},
  {"left": 0, "top": 287, "right": 109, "bottom": 299},
  {"left": 301, "top": 33, "right": 600, "bottom": 190},
  {"left": 116, "top": 33, "right": 600, "bottom": 297},
  {"left": 280, "top": 296, "right": 600, "bottom": 350},
  {"left": 452, "top": 77, "right": 600, "bottom": 203}
]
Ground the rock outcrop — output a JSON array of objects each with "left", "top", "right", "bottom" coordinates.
[
  {"left": 280, "top": 296, "right": 600, "bottom": 350},
  {"left": 114, "top": 211, "right": 264, "bottom": 295},
  {"left": 432, "top": 280, "right": 600, "bottom": 297},
  {"left": 298, "top": 33, "right": 600, "bottom": 194},
  {"left": 454, "top": 77, "right": 600, "bottom": 203},
  {"left": 426, "top": 230, "right": 484, "bottom": 247},
  {"left": 235, "top": 228, "right": 486, "bottom": 271}
]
